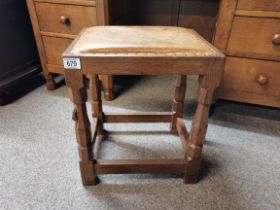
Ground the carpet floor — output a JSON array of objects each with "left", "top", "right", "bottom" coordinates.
[{"left": 0, "top": 76, "right": 279, "bottom": 210}]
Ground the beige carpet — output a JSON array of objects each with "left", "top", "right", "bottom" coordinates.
[{"left": 1, "top": 76, "right": 280, "bottom": 210}]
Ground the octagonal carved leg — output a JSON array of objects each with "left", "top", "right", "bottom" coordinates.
[
  {"left": 65, "top": 70, "right": 96, "bottom": 186},
  {"left": 170, "top": 75, "right": 187, "bottom": 134},
  {"left": 184, "top": 59, "right": 224, "bottom": 183}
]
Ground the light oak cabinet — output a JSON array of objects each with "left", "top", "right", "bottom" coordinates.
[
  {"left": 214, "top": 0, "right": 280, "bottom": 108},
  {"left": 35, "top": 2, "right": 97, "bottom": 34},
  {"left": 26, "top": 0, "right": 114, "bottom": 100}
]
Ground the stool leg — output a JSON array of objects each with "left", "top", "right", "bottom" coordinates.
[
  {"left": 101, "top": 75, "right": 114, "bottom": 101},
  {"left": 184, "top": 79, "right": 213, "bottom": 183},
  {"left": 89, "top": 75, "right": 104, "bottom": 135},
  {"left": 184, "top": 58, "right": 224, "bottom": 183},
  {"left": 65, "top": 70, "right": 96, "bottom": 185},
  {"left": 170, "top": 75, "right": 187, "bottom": 134}
]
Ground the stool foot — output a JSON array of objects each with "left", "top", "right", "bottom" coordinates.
[
  {"left": 183, "top": 158, "right": 201, "bottom": 184},
  {"left": 80, "top": 161, "right": 97, "bottom": 186}
]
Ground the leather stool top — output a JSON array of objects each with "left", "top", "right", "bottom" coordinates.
[{"left": 66, "top": 26, "right": 223, "bottom": 58}]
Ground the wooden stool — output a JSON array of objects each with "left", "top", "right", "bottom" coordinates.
[{"left": 63, "top": 26, "right": 224, "bottom": 185}]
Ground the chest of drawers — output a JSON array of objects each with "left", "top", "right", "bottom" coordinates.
[
  {"left": 26, "top": 0, "right": 113, "bottom": 100},
  {"left": 214, "top": 0, "right": 280, "bottom": 108},
  {"left": 27, "top": 0, "right": 280, "bottom": 107}
]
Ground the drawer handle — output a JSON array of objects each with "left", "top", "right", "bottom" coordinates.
[
  {"left": 60, "top": 16, "right": 70, "bottom": 26},
  {"left": 257, "top": 74, "right": 269, "bottom": 86},
  {"left": 272, "top": 34, "right": 280, "bottom": 45}
]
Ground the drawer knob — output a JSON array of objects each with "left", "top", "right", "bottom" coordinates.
[
  {"left": 60, "top": 16, "right": 70, "bottom": 26},
  {"left": 272, "top": 34, "right": 280, "bottom": 45},
  {"left": 257, "top": 74, "right": 269, "bottom": 86}
]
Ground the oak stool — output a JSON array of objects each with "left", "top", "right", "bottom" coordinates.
[{"left": 63, "top": 26, "right": 224, "bottom": 185}]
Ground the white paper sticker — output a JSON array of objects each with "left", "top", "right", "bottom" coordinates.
[{"left": 63, "top": 58, "right": 81, "bottom": 69}]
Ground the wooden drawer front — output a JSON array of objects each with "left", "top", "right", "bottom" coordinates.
[
  {"left": 43, "top": 36, "right": 73, "bottom": 66},
  {"left": 220, "top": 57, "right": 280, "bottom": 97},
  {"left": 227, "top": 17, "right": 280, "bottom": 61},
  {"left": 237, "top": 0, "right": 280, "bottom": 12},
  {"left": 35, "top": 2, "right": 97, "bottom": 35}
]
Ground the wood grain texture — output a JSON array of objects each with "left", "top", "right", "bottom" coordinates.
[
  {"left": 42, "top": 36, "right": 73, "bottom": 66},
  {"left": 100, "top": 75, "right": 113, "bottom": 101},
  {"left": 96, "top": 0, "right": 109, "bottom": 25},
  {"left": 170, "top": 75, "right": 186, "bottom": 134},
  {"left": 237, "top": 0, "right": 280, "bottom": 12},
  {"left": 135, "top": 0, "right": 180, "bottom": 26},
  {"left": 89, "top": 75, "right": 104, "bottom": 135},
  {"left": 35, "top": 0, "right": 96, "bottom": 6},
  {"left": 103, "top": 112, "right": 172, "bottom": 123},
  {"left": 227, "top": 17, "right": 280, "bottom": 61},
  {"left": 35, "top": 2, "right": 97, "bottom": 35},
  {"left": 64, "top": 70, "right": 96, "bottom": 185},
  {"left": 95, "top": 159, "right": 187, "bottom": 174},
  {"left": 184, "top": 79, "right": 212, "bottom": 183},
  {"left": 80, "top": 57, "right": 211, "bottom": 75},
  {"left": 216, "top": 88, "right": 280, "bottom": 108},
  {"left": 212, "top": 0, "right": 238, "bottom": 52},
  {"left": 184, "top": 57, "right": 223, "bottom": 183},
  {"left": 26, "top": 0, "right": 56, "bottom": 90},
  {"left": 235, "top": 10, "right": 280, "bottom": 18},
  {"left": 96, "top": 0, "right": 113, "bottom": 101},
  {"left": 215, "top": 0, "right": 280, "bottom": 108},
  {"left": 41, "top": 31, "right": 77, "bottom": 39},
  {"left": 46, "top": 64, "right": 65, "bottom": 74},
  {"left": 219, "top": 57, "right": 280, "bottom": 98},
  {"left": 177, "top": 118, "right": 190, "bottom": 156},
  {"left": 178, "top": 0, "right": 219, "bottom": 41},
  {"left": 90, "top": 118, "right": 98, "bottom": 148},
  {"left": 27, "top": 0, "right": 113, "bottom": 99}
]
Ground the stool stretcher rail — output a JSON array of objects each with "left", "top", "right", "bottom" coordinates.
[
  {"left": 95, "top": 159, "right": 187, "bottom": 174},
  {"left": 103, "top": 112, "right": 172, "bottom": 123}
]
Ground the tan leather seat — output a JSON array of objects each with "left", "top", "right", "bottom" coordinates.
[{"left": 69, "top": 26, "right": 222, "bottom": 58}]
